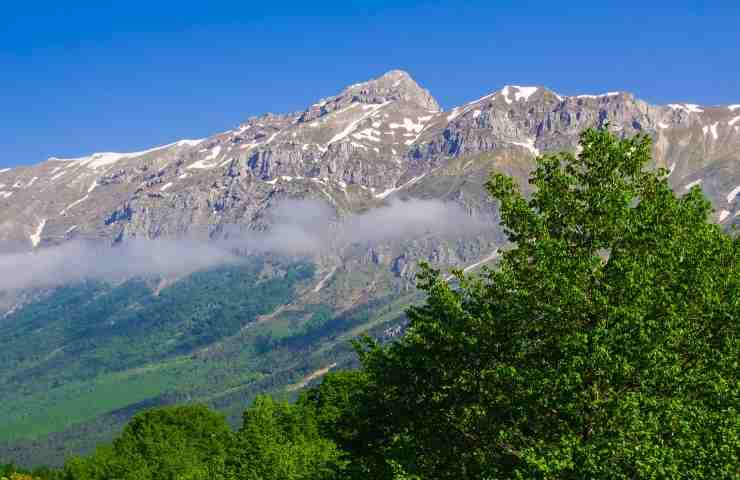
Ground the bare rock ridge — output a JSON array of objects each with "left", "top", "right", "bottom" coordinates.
[
  {"left": 0, "top": 70, "right": 738, "bottom": 253},
  {"left": 299, "top": 70, "right": 441, "bottom": 124}
]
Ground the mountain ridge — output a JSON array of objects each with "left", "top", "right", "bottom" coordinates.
[{"left": 1, "top": 69, "right": 738, "bottom": 255}]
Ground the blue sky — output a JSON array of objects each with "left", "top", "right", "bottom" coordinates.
[{"left": 1, "top": 1, "right": 738, "bottom": 167}]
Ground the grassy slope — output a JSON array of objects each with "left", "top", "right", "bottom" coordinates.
[{"left": 0, "top": 257, "right": 417, "bottom": 467}]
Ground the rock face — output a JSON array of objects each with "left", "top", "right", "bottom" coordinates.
[{"left": 1, "top": 72, "right": 738, "bottom": 258}]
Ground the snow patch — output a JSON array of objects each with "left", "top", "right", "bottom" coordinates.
[
  {"left": 509, "top": 138, "right": 540, "bottom": 156},
  {"left": 709, "top": 122, "right": 719, "bottom": 140},
  {"left": 352, "top": 128, "right": 381, "bottom": 142},
  {"left": 500, "top": 86, "right": 513, "bottom": 105},
  {"left": 374, "top": 173, "right": 426, "bottom": 199},
  {"left": 187, "top": 145, "right": 223, "bottom": 170},
  {"left": 576, "top": 92, "right": 620, "bottom": 99},
  {"left": 161, "top": 182, "right": 173, "bottom": 191},
  {"left": 466, "top": 93, "right": 496, "bottom": 106},
  {"left": 701, "top": 123, "right": 720, "bottom": 140},
  {"left": 728, "top": 115, "right": 740, "bottom": 126},
  {"left": 30, "top": 219, "right": 46, "bottom": 247},
  {"left": 658, "top": 122, "right": 670, "bottom": 129},
  {"left": 389, "top": 118, "right": 425, "bottom": 133},
  {"left": 0, "top": 168, "right": 11, "bottom": 174},
  {"left": 328, "top": 102, "right": 390, "bottom": 145},
  {"left": 726, "top": 185, "right": 740, "bottom": 203},
  {"left": 61, "top": 195, "right": 90, "bottom": 214},
  {"left": 264, "top": 132, "right": 279, "bottom": 145},
  {"left": 684, "top": 179, "right": 702, "bottom": 190},
  {"left": 51, "top": 139, "right": 201, "bottom": 170},
  {"left": 205, "top": 145, "right": 222, "bottom": 160},
  {"left": 511, "top": 86, "right": 539, "bottom": 101},
  {"left": 446, "top": 107, "right": 462, "bottom": 122},
  {"left": 668, "top": 104, "right": 704, "bottom": 114},
  {"left": 479, "top": 86, "right": 538, "bottom": 107},
  {"left": 80, "top": 153, "right": 130, "bottom": 169},
  {"left": 473, "top": 109, "right": 482, "bottom": 119},
  {"left": 176, "top": 139, "right": 205, "bottom": 147},
  {"left": 187, "top": 161, "right": 216, "bottom": 170},
  {"left": 728, "top": 105, "right": 740, "bottom": 111},
  {"left": 719, "top": 210, "right": 730, "bottom": 222},
  {"left": 0, "top": 191, "right": 12, "bottom": 199}
]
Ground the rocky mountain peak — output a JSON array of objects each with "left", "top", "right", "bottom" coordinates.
[
  {"left": 299, "top": 70, "right": 440, "bottom": 123},
  {"left": 344, "top": 69, "right": 440, "bottom": 111}
]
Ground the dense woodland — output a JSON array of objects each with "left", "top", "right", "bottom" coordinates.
[{"left": 3, "top": 129, "right": 738, "bottom": 479}]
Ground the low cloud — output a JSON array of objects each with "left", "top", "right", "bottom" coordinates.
[
  {"left": 0, "top": 239, "right": 239, "bottom": 293},
  {"left": 0, "top": 199, "right": 490, "bottom": 292}
]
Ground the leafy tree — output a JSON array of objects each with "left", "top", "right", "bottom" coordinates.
[
  {"left": 352, "top": 128, "right": 739, "bottom": 478},
  {"left": 226, "top": 395, "right": 343, "bottom": 480},
  {"left": 299, "top": 371, "right": 383, "bottom": 479},
  {"left": 63, "top": 405, "right": 230, "bottom": 480}
]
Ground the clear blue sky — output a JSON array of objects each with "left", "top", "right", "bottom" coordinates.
[{"left": 2, "top": 1, "right": 738, "bottom": 167}]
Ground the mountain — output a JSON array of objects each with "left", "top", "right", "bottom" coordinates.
[
  {"left": 1, "top": 70, "right": 738, "bottom": 249},
  {"left": 0, "top": 70, "right": 738, "bottom": 467}
]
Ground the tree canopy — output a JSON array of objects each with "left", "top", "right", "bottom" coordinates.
[{"left": 336, "top": 128, "right": 739, "bottom": 478}]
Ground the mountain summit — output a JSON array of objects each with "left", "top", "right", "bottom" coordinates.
[
  {"left": 342, "top": 69, "right": 441, "bottom": 111},
  {"left": 298, "top": 69, "right": 440, "bottom": 123}
]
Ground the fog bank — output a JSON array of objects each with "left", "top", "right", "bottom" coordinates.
[{"left": 0, "top": 199, "right": 490, "bottom": 292}]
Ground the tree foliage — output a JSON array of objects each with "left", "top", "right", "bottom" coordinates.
[
  {"left": 62, "top": 405, "right": 230, "bottom": 480},
  {"left": 349, "top": 128, "right": 739, "bottom": 478},
  {"left": 54, "top": 399, "right": 344, "bottom": 480},
  {"left": 226, "top": 395, "right": 343, "bottom": 480}
]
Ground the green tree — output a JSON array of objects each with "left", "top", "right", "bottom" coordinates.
[
  {"left": 226, "top": 395, "right": 343, "bottom": 480},
  {"left": 299, "top": 371, "right": 384, "bottom": 479},
  {"left": 63, "top": 405, "right": 230, "bottom": 480},
  {"left": 353, "top": 128, "right": 739, "bottom": 478}
]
